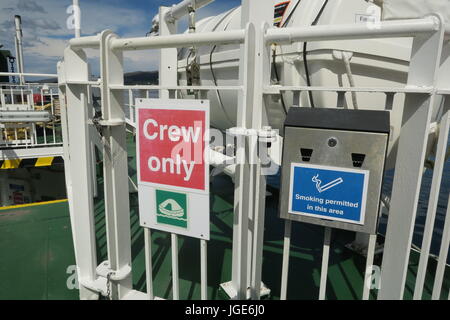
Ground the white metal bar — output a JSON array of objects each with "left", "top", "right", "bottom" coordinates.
[
  {"left": 0, "top": 72, "right": 57, "bottom": 78},
  {"left": 32, "top": 123, "right": 37, "bottom": 145},
  {"left": 110, "top": 84, "right": 242, "bottom": 91},
  {"left": 379, "top": 15, "right": 445, "bottom": 299},
  {"left": 265, "top": 17, "right": 439, "bottom": 44},
  {"left": 14, "top": 15, "right": 25, "bottom": 84},
  {"left": 432, "top": 196, "right": 450, "bottom": 300},
  {"left": 110, "top": 30, "right": 245, "bottom": 51},
  {"left": 171, "top": 234, "right": 180, "bottom": 300},
  {"left": 200, "top": 239, "right": 207, "bottom": 300},
  {"left": 40, "top": 90, "right": 47, "bottom": 145},
  {"left": 100, "top": 30, "right": 133, "bottom": 299},
  {"left": 166, "top": 0, "right": 214, "bottom": 21},
  {"left": 128, "top": 90, "right": 134, "bottom": 124},
  {"left": 319, "top": 227, "right": 331, "bottom": 300},
  {"left": 158, "top": 8, "right": 181, "bottom": 302},
  {"left": 414, "top": 112, "right": 450, "bottom": 299},
  {"left": 362, "top": 234, "right": 378, "bottom": 300},
  {"left": 159, "top": 6, "right": 179, "bottom": 101},
  {"left": 264, "top": 85, "right": 433, "bottom": 94},
  {"left": 65, "top": 81, "right": 101, "bottom": 86},
  {"left": 230, "top": 22, "right": 255, "bottom": 300},
  {"left": 144, "top": 228, "right": 154, "bottom": 300},
  {"left": 69, "top": 35, "right": 101, "bottom": 49},
  {"left": 73, "top": 0, "right": 81, "bottom": 38},
  {"left": 50, "top": 90, "right": 56, "bottom": 144},
  {"left": 248, "top": 4, "right": 274, "bottom": 299},
  {"left": 280, "top": 220, "right": 292, "bottom": 300},
  {"left": 62, "top": 48, "right": 99, "bottom": 300}
]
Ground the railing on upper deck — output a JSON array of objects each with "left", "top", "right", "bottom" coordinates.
[{"left": 0, "top": 75, "right": 63, "bottom": 152}]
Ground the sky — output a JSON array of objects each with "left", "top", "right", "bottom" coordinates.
[{"left": 0, "top": 0, "right": 241, "bottom": 76}]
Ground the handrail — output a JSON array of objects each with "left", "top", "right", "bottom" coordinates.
[
  {"left": 0, "top": 72, "right": 57, "bottom": 78},
  {"left": 265, "top": 17, "right": 441, "bottom": 44},
  {"left": 110, "top": 29, "right": 245, "bottom": 51}
]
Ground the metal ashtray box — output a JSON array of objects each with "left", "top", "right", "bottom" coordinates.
[{"left": 279, "top": 108, "right": 390, "bottom": 234}]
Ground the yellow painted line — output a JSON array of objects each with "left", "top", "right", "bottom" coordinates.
[
  {"left": 35, "top": 157, "right": 54, "bottom": 167},
  {"left": 1, "top": 159, "right": 22, "bottom": 169},
  {"left": 0, "top": 199, "right": 68, "bottom": 211}
]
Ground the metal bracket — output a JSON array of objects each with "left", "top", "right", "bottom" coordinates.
[
  {"left": 220, "top": 281, "right": 271, "bottom": 300},
  {"left": 96, "top": 260, "right": 132, "bottom": 282},
  {"left": 257, "top": 126, "right": 277, "bottom": 143},
  {"left": 98, "top": 119, "right": 125, "bottom": 127},
  {"left": 227, "top": 127, "right": 257, "bottom": 137},
  {"left": 79, "top": 277, "right": 108, "bottom": 297}
]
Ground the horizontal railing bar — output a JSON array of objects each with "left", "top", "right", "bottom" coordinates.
[
  {"left": 0, "top": 72, "right": 57, "bottom": 78},
  {"left": 110, "top": 30, "right": 245, "bottom": 51},
  {"left": 266, "top": 17, "right": 440, "bottom": 44},
  {"left": 264, "top": 85, "right": 434, "bottom": 94},
  {"left": 69, "top": 35, "right": 101, "bottom": 49},
  {"left": 109, "top": 84, "right": 243, "bottom": 91},
  {"left": 166, "top": 0, "right": 214, "bottom": 21},
  {"left": 436, "top": 89, "right": 450, "bottom": 95},
  {"left": 66, "top": 81, "right": 102, "bottom": 86}
]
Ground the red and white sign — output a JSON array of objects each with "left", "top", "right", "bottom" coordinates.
[
  {"left": 136, "top": 99, "right": 210, "bottom": 240},
  {"left": 136, "top": 99, "right": 209, "bottom": 193}
]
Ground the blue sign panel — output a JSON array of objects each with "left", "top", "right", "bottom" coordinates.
[{"left": 289, "top": 163, "right": 369, "bottom": 225}]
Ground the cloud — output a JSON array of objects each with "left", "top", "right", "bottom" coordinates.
[
  {"left": 17, "top": 0, "right": 46, "bottom": 14},
  {"left": 0, "top": 0, "right": 241, "bottom": 75}
]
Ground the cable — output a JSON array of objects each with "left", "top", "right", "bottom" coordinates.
[
  {"left": 281, "top": 0, "right": 302, "bottom": 28},
  {"left": 342, "top": 52, "right": 359, "bottom": 109},
  {"left": 304, "top": 0, "right": 329, "bottom": 109}
]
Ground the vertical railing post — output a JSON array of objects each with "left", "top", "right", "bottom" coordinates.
[
  {"left": 379, "top": 15, "right": 445, "bottom": 300},
  {"left": 62, "top": 46, "right": 98, "bottom": 300},
  {"left": 158, "top": 6, "right": 180, "bottom": 300},
  {"left": 230, "top": 21, "right": 255, "bottom": 300},
  {"left": 228, "top": 0, "right": 274, "bottom": 300},
  {"left": 249, "top": 19, "right": 273, "bottom": 300},
  {"left": 100, "top": 30, "right": 134, "bottom": 299},
  {"left": 430, "top": 112, "right": 450, "bottom": 300}
]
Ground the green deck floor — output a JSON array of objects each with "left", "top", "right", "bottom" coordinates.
[{"left": 0, "top": 135, "right": 449, "bottom": 300}]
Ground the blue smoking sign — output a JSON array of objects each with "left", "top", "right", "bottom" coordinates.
[{"left": 288, "top": 163, "right": 369, "bottom": 225}]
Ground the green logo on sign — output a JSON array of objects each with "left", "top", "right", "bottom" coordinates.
[{"left": 156, "top": 189, "right": 188, "bottom": 229}]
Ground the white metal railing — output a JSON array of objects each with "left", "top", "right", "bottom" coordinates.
[
  {"left": 0, "top": 81, "right": 63, "bottom": 150},
  {"left": 59, "top": 0, "right": 450, "bottom": 301},
  {"left": 265, "top": 14, "right": 450, "bottom": 301},
  {"left": 58, "top": 2, "right": 252, "bottom": 300}
]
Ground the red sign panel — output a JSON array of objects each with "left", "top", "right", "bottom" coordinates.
[{"left": 137, "top": 106, "right": 207, "bottom": 191}]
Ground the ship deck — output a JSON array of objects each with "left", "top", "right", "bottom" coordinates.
[{"left": 0, "top": 135, "right": 449, "bottom": 300}]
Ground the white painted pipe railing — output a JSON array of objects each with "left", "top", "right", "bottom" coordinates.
[
  {"left": 69, "top": 35, "right": 101, "bottom": 49},
  {"left": 265, "top": 17, "right": 440, "bottom": 44},
  {"left": 0, "top": 111, "right": 52, "bottom": 123},
  {"left": 110, "top": 30, "right": 245, "bottom": 51},
  {"left": 166, "top": 0, "right": 214, "bottom": 21},
  {"left": 0, "top": 72, "right": 57, "bottom": 78},
  {"left": 73, "top": 0, "right": 81, "bottom": 38}
]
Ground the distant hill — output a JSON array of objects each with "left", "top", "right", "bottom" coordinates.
[
  {"left": 123, "top": 71, "right": 159, "bottom": 85},
  {"left": 34, "top": 71, "right": 159, "bottom": 85}
]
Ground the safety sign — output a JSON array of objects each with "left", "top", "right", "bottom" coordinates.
[
  {"left": 136, "top": 99, "right": 210, "bottom": 240},
  {"left": 288, "top": 163, "right": 369, "bottom": 225}
]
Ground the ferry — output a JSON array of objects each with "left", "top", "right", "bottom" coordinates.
[{"left": 0, "top": 0, "right": 449, "bottom": 301}]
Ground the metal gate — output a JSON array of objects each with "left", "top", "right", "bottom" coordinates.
[{"left": 58, "top": 0, "right": 450, "bottom": 300}]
